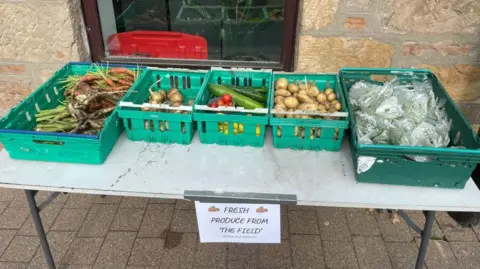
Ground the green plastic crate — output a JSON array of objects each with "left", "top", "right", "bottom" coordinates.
[
  {"left": 194, "top": 67, "right": 272, "bottom": 147},
  {"left": 118, "top": 67, "right": 208, "bottom": 145},
  {"left": 340, "top": 68, "right": 480, "bottom": 189},
  {"left": 0, "top": 62, "right": 145, "bottom": 164},
  {"left": 269, "top": 73, "right": 349, "bottom": 151}
]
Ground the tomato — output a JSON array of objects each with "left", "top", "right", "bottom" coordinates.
[
  {"left": 216, "top": 99, "right": 225, "bottom": 106},
  {"left": 210, "top": 103, "right": 218, "bottom": 108},
  {"left": 222, "top": 94, "right": 232, "bottom": 103},
  {"left": 226, "top": 101, "right": 233, "bottom": 107}
]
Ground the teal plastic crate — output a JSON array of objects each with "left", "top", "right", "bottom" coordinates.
[
  {"left": 340, "top": 68, "right": 480, "bottom": 189},
  {"left": 0, "top": 62, "right": 145, "bottom": 164},
  {"left": 269, "top": 73, "right": 349, "bottom": 151},
  {"left": 118, "top": 67, "right": 208, "bottom": 145},
  {"left": 194, "top": 67, "right": 273, "bottom": 147}
]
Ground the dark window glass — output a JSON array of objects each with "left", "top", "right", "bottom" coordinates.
[{"left": 98, "top": 0, "right": 285, "bottom": 63}]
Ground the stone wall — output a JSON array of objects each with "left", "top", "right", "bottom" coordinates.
[
  {"left": 296, "top": 0, "right": 480, "bottom": 128},
  {"left": 0, "top": 0, "right": 89, "bottom": 116}
]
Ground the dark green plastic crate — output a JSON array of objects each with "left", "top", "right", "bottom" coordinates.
[
  {"left": 0, "top": 62, "right": 144, "bottom": 164},
  {"left": 118, "top": 67, "right": 208, "bottom": 145},
  {"left": 340, "top": 68, "right": 480, "bottom": 189},
  {"left": 269, "top": 73, "right": 349, "bottom": 151},
  {"left": 194, "top": 67, "right": 272, "bottom": 147}
]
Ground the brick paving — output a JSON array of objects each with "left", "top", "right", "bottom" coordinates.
[{"left": 0, "top": 189, "right": 479, "bottom": 269}]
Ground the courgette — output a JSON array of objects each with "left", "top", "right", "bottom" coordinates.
[
  {"left": 229, "top": 85, "right": 269, "bottom": 94},
  {"left": 228, "top": 86, "right": 267, "bottom": 102},
  {"left": 208, "top": 84, "right": 265, "bottom": 109}
]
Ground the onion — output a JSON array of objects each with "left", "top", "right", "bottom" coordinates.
[{"left": 169, "top": 93, "right": 184, "bottom": 103}]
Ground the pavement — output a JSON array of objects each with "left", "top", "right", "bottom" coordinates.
[{"left": 0, "top": 188, "right": 479, "bottom": 269}]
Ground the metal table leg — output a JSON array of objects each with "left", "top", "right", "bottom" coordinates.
[
  {"left": 398, "top": 210, "right": 436, "bottom": 269},
  {"left": 25, "top": 190, "right": 56, "bottom": 269}
]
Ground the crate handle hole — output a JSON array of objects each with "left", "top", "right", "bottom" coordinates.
[
  {"left": 404, "top": 156, "right": 436, "bottom": 163},
  {"left": 201, "top": 121, "right": 206, "bottom": 133},
  {"left": 33, "top": 140, "right": 65, "bottom": 145},
  {"left": 127, "top": 119, "right": 132, "bottom": 130}
]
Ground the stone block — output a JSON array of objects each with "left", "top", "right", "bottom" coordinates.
[
  {"left": 0, "top": 78, "right": 32, "bottom": 110},
  {"left": 296, "top": 36, "right": 393, "bottom": 73},
  {"left": 0, "top": 2, "right": 87, "bottom": 63},
  {"left": 381, "top": 0, "right": 480, "bottom": 34},
  {"left": 344, "top": 17, "right": 367, "bottom": 30},
  {"left": 298, "top": 0, "right": 339, "bottom": 30},
  {"left": 417, "top": 64, "right": 480, "bottom": 102},
  {"left": 402, "top": 41, "right": 476, "bottom": 56}
]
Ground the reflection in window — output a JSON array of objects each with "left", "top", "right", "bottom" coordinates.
[{"left": 98, "top": 0, "right": 285, "bottom": 63}]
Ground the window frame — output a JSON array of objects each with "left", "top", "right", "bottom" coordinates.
[{"left": 81, "top": 0, "right": 299, "bottom": 71}]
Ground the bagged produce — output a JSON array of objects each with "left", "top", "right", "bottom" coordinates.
[{"left": 349, "top": 76, "right": 452, "bottom": 154}]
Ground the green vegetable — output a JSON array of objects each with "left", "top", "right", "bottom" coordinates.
[
  {"left": 228, "top": 85, "right": 269, "bottom": 94},
  {"left": 227, "top": 86, "right": 267, "bottom": 102},
  {"left": 208, "top": 84, "right": 265, "bottom": 109}
]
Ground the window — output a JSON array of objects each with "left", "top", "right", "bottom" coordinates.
[{"left": 81, "top": 0, "right": 299, "bottom": 70}]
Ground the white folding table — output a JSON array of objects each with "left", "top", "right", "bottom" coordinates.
[{"left": 1, "top": 133, "right": 479, "bottom": 269}]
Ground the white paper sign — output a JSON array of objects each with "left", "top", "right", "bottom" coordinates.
[{"left": 195, "top": 202, "right": 280, "bottom": 243}]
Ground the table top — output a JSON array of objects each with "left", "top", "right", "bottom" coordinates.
[{"left": 0, "top": 133, "right": 479, "bottom": 212}]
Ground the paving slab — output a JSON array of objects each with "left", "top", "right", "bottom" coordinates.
[
  {"left": 375, "top": 212, "right": 413, "bottom": 242},
  {"left": 415, "top": 238, "right": 458, "bottom": 269},
  {"left": 77, "top": 204, "right": 118, "bottom": 238},
  {"left": 193, "top": 243, "right": 227, "bottom": 269},
  {"left": 406, "top": 211, "right": 444, "bottom": 239},
  {"left": 346, "top": 209, "right": 380, "bottom": 236},
  {"left": 128, "top": 238, "right": 165, "bottom": 266},
  {"left": 281, "top": 213, "right": 289, "bottom": 239},
  {"left": 0, "top": 201, "right": 8, "bottom": 214},
  {"left": 0, "top": 262, "right": 27, "bottom": 269},
  {"left": 0, "top": 207, "right": 29, "bottom": 229},
  {"left": 138, "top": 204, "right": 174, "bottom": 238},
  {"left": 385, "top": 242, "right": 419, "bottom": 269},
  {"left": 450, "top": 241, "right": 480, "bottom": 269},
  {"left": 93, "top": 196, "right": 122, "bottom": 204},
  {"left": 290, "top": 235, "right": 325, "bottom": 269},
  {"left": 171, "top": 210, "right": 198, "bottom": 233},
  {"left": 352, "top": 236, "right": 392, "bottom": 269},
  {"left": 323, "top": 240, "right": 359, "bottom": 269},
  {"left": 436, "top": 212, "right": 478, "bottom": 242},
  {"left": 18, "top": 203, "right": 62, "bottom": 236},
  {"left": 93, "top": 231, "right": 136, "bottom": 269},
  {"left": 317, "top": 207, "right": 350, "bottom": 241},
  {"left": 120, "top": 197, "right": 149, "bottom": 209},
  {"left": 175, "top": 200, "right": 195, "bottom": 210},
  {"left": 161, "top": 232, "right": 197, "bottom": 269},
  {"left": 0, "top": 229, "right": 17, "bottom": 257},
  {"left": 110, "top": 208, "right": 145, "bottom": 231},
  {"left": 289, "top": 210, "right": 319, "bottom": 234},
  {"left": 257, "top": 240, "right": 292, "bottom": 269},
  {"left": 28, "top": 231, "right": 76, "bottom": 269},
  {"left": 227, "top": 243, "right": 258, "bottom": 268},
  {"left": 50, "top": 209, "right": 88, "bottom": 232},
  {"left": 0, "top": 236, "right": 39, "bottom": 263},
  {"left": 61, "top": 238, "right": 103, "bottom": 265},
  {"left": 0, "top": 188, "right": 16, "bottom": 202},
  {"left": 63, "top": 194, "right": 96, "bottom": 209}
]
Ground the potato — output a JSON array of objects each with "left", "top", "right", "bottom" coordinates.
[
  {"left": 334, "top": 102, "right": 342, "bottom": 111},
  {"left": 296, "top": 93, "right": 315, "bottom": 103},
  {"left": 275, "top": 78, "right": 289, "bottom": 90},
  {"left": 287, "top": 84, "right": 299, "bottom": 93},
  {"left": 276, "top": 127, "right": 282, "bottom": 137},
  {"left": 316, "top": 128, "right": 321, "bottom": 138},
  {"left": 300, "top": 128, "right": 305, "bottom": 139},
  {"left": 325, "top": 88, "right": 334, "bottom": 95},
  {"left": 322, "top": 102, "right": 331, "bottom": 110},
  {"left": 294, "top": 126, "right": 300, "bottom": 136},
  {"left": 298, "top": 82, "right": 307, "bottom": 91},
  {"left": 297, "top": 103, "right": 318, "bottom": 111},
  {"left": 171, "top": 102, "right": 182, "bottom": 107},
  {"left": 275, "top": 89, "right": 291, "bottom": 97},
  {"left": 167, "top": 88, "right": 180, "bottom": 99},
  {"left": 316, "top": 92, "right": 327, "bottom": 103},
  {"left": 274, "top": 96, "right": 285, "bottom": 105},
  {"left": 298, "top": 89, "right": 308, "bottom": 95},
  {"left": 307, "top": 86, "right": 320, "bottom": 97},
  {"left": 317, "top": 104, "right": 327, "bottom": 112},
  {"left": 284, "top": 97, "right": 299, "bottom": 109},
  {"left": 169, "top": 93, "right": 184, "bottom": 103},
  {"left": 159, "top": 90, "right": 167, "bottom": 99},
  {"left": 273, "top": 103, "right": 287, "bottom": 118},
  {"left": 327, "top": 93, "right": 336, "bottom": 101},
  {"left": 286, "top": 108, "right": 295, "bottom": 118}
]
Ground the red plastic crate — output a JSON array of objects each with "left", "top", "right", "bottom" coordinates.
[{"left": 107, "top": 31, "right": 208, "bottom": 59}]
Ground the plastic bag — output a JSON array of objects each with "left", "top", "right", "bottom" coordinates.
[{"left": 350, "top": 75, "right": 452, "bottom": 153}]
